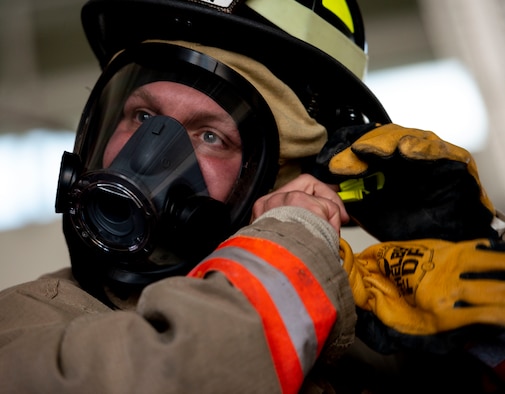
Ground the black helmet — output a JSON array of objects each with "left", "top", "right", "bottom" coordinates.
[
  {"left": 56, "top": 0, "right": 390, "bottom": 297},
  {"left": 81, "top": 0, "right": 389, "bottom": 127}
]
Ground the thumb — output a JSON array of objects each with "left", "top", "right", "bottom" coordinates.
[{"left": 328, "top": 147, "right": 369, "bottom": 176}]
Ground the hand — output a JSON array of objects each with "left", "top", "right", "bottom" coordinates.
[
  {"left": 251, "top": 174, "right": 350, "bottom": 233},
  {"left": 340, "top": 237, "right": 505, "bottom": 353},
  {"left": 312, "top": 123, "right": 497, "bottom": 242}
]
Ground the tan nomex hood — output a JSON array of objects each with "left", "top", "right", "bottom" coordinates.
[{"left": 160, "top": 40, "right": 329, "bottom": 189}]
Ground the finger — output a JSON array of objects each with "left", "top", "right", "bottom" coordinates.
[
  {"left": 441, "top": 307, "right": 505, "bottom": 331},
  {"left": 272, "top": 173, "right": 326, "bottom": 194},
  {"left": 316, "top": 197, "right": 345, "bottom": 232},
  {"left": 274, "top": 174, "right": 350, "bottom": 223},
  {"left": 251, "top": 191, "right": 345, "bottom": 233},
  {"left": 253, "top": 191, "right": 326, "bottom": 219},
  {"left": 397, "top": 134, "right": 469, "bottom": 162},
  {"left": 458, "top": 280, "right": 505, "bottom": 306},
  {"left": 281, "top": 193, "right": 343, "bottom": 233}
]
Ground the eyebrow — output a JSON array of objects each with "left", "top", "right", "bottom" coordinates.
[
  {"left": 132, "top": 85, "right": 238, "bottom": 126},
  {"left": 130, "top": 86, "right": 161, "bottom": 108}
]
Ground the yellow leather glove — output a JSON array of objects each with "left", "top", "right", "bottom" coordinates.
[
  {"left": 340, "top": 237, "right": 505, "bottom": 338},
  {"left": 312, "top": 123, "right": 497, "bottom": 242}
]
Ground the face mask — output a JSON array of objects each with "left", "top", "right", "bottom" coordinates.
[{"left": 56, "top": 42, "right": 279, "bottom": 290}]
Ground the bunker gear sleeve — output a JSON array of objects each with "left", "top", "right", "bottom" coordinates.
[{"left": 0, "top": 206, "right": 354, "bottom": 394}]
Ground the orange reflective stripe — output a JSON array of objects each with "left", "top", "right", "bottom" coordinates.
[
  {"left": 191, "top": 257, "right": 303, "bottom": 394},
  {"left": 188, "top": 235, "right": 337, "bottom": 394},
  {"left": 218, "top": 236, "right": 337, "bottom": 354}
]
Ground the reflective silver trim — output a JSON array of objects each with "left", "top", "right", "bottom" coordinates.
[{"left": 207, "top": 246, "right": 318, "bottom": 374}]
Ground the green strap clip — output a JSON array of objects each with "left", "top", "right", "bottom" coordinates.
[{"left": 337, "top": 172, "right": 385, "bottom": 202}]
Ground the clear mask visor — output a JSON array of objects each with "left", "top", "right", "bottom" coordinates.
[{"left": 57, "top": 43, "right": 279, "bottom": 280}]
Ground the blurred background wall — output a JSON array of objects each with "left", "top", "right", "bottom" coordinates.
[{"left": 1, "top": 0, "right": 504, "bottom": 290}]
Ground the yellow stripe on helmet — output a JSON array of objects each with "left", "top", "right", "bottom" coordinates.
[
  {"left": 322, "top": 0, "right": 354, "bottom": 33},
  {"left": 246, "top": 0, "right": 367, "bottom": 79}
]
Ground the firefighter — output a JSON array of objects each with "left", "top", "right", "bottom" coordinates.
[{"left": 1, "top": 1, "right": 504, "bottom": 393}]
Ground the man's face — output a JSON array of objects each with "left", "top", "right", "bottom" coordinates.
[{"left": 103, "top": 81, "right": 243, "bottom": 202}]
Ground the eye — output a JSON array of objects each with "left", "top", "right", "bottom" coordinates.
[
  {"left": 202, "top": 131, "right": 221, "bottom": 145},
  {"left": 134, "top": 110, "right": 153, "bottom": 123}
]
